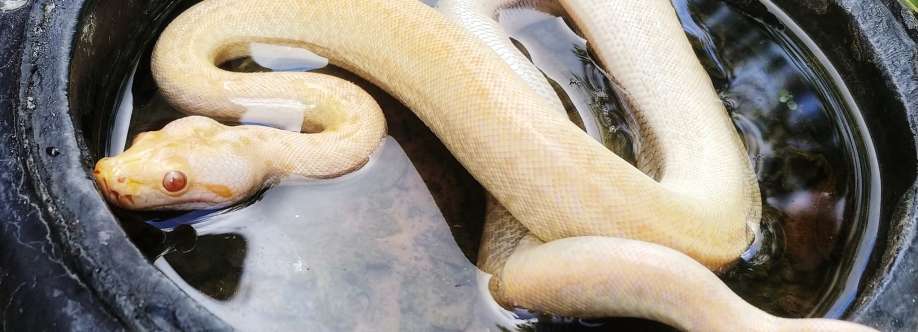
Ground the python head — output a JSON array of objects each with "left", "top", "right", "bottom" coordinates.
[{"left": 94, "top": 116, "right": 268, "bottom": 210}]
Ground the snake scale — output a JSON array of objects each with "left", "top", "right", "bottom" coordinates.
[{"left": 93, "top": 0, "right": 877, "bottom": 330}]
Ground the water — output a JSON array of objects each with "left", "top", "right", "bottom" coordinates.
[
  {"left": 153, "top": 138, "right": 510, "bottom": 331},
  {"left": 103, "top": 0, "right": 879, "bottom": 330}
]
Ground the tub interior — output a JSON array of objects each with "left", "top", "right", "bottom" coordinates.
[{"left": 66, "top": 0, "right": 916, "bottom": 330}]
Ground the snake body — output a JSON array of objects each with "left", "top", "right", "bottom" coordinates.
[{"left": 92, "top": 0, "right": 875, "bottom": 330}]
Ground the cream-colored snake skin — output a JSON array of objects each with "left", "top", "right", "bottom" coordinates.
[{"left": 92, "top": 0, "right": 876, "bottom": 330}]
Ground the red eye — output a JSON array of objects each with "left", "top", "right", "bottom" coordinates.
[{"left": 162, "top": 170, "right": 187, "bottom": 193}]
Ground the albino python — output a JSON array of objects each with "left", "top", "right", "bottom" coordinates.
[{"left": 93, "top": 0, "right": 876, "bottom": 330}]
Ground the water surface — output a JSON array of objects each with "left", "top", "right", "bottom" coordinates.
[{"left": 105, "top": 0, "right": 879, "bottom": 330}]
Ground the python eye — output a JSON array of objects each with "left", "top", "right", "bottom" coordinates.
[{"left": 163, "top": 170, "right": 187, "bottom": 193}]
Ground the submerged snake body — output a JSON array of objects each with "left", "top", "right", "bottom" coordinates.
[{"left": 92, "top": 0, "right": 875, "bottom": 330}]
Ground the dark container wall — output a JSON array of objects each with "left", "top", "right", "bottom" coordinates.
[
  {"left": 0, "top": 2, "right": 122, "bottom": 330},
  {"left": 760, "top": 0, "right": 918, "bottom": 328},
  {"left": 1, "top": 0, "right": 226, "bottom": 330},
  {"left": 0, "top": 0, "right": 916, "bottom": 330}
]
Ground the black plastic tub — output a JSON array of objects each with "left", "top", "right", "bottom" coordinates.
[{"left": 1, "top": 0, "right": 916, "bottom": 330}]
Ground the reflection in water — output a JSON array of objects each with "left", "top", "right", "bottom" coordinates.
[
  {"left": 165, "top": 233, "right": 246, "bottom": 301},
  {"left": 675, "top": 1, "right": 875, "bottom": 318},
  {"left": 105, "top": 0, "right": 878, "bottom": 330},
  {"left": 156, "top": 139, "right": 510, "bottom": 330}
]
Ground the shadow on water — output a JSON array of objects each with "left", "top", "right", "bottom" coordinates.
[{"left": 104, "top": 0, "right": 879, "bottom": 330}]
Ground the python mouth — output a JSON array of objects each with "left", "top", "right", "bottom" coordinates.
[{"left": 96, "top": 180, "right": 218, "bottom": 210}]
